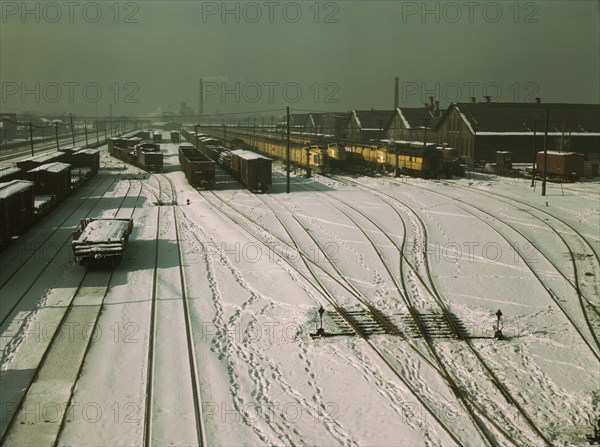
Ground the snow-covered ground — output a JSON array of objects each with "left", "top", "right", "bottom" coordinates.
[{"left": 1, "top": 135, "right": 598, "bottom": 446}]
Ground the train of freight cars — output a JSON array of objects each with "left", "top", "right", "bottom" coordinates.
[
  {"left": 189, "top": 127, "right": 464, "bottom": 178},
  {"left": 108, "top": 136, "right": 164, "bottom": 172},
  {"left": 0, "top": 146, "right": 101, "bottom": 247},
  {"left": 181, "top": 131, "right": 272, "bottom": 192}
]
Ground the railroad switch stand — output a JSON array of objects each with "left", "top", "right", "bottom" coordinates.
[
  {"left": 311, "top": 306, "right": 326, "bottom": 338},
  {"left": 494, "top": 309, "right": 504, "bottom": 340}
]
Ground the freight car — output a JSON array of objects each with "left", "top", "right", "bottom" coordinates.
[
  {"left": 232, "top": 134, "right": 328, "bottom": 174},
  {"left": 0, "top": 180, "right": 35, "bottom": 246},
  {"left": 200, "top": 127, "right": 458, "bottom": 178},
  {"left": 72, "top": 218, "right": 134, "bottom": 267},
  {"left": 536, "top": 151, "right": 584, "bottom": 181},
  {"left": 0, "top": 166, "right": 22, "bottom": 183},
  {"left": 109, "top": 138, "right": 163, "bottom": 172},
  {"left": 179, "top": 144, "right": 216, "bottom": 189},
  {"left": 230, "top": 150, "right": 272, "bottom": 192},
  {"left": 25, "top": 162, "right": 72, "bottom": 202},
  {"left": 16, "top": 151, "right": 67, "bottom": 172},
  {"left": 152, "top": 131, "right": 163, "bottom": 143},
  {"left": 171, "top": 131, "right": 180, "bottom": 142}
]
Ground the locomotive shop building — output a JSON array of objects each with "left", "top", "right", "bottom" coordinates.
[{"left": 428, "top": 101, "right": 600, "bottom": 167}]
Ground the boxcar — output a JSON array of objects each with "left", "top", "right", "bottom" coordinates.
[
  {"left": 536, "top": 151, "right": 584, "bottom": 180},
  {"left": 25, "top": 162, "right": 72, "bottom": 202},
  {"left": 0, "top": 166, "right": 22, "bottom": 183},
  {"left": 230, "top": 150, "right": 272, "bottom": 192},
  {"left": 171, "top": 131, "right": 180, "bottom": 142},
  {"left": 0, "top": 180, "right": 35, "bottom": 245},
  {"left": 72, "top": 148, "right": 100, "bottom": 174},
  {"left": 138, "top": 150, "right": 163, "bottom": 172},
  {"left": 152, "top": 131, "right": 163, "bottom": 143},
  {"left": 16, "top": 151, "right": 67, "bottom": 173},
  {"left": 179, "top": 145, "right": 215, "bottom": 188}
]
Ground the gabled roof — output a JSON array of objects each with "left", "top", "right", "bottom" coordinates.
[
  {"left": 394, "top": 107, "right": 439, "bottom": 129},
  {"left": 439, "top": 102, "right": 600, "bottom": 135},
  {"left": 352, "top": 110, "right": 395, "bottom": 130},
  {"left": 289, "top": 114, "right": 311, "bottom": 128}
]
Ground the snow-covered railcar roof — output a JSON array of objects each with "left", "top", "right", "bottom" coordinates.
[
  {"left": 230, "top": 150, "right": 272, "bottom": 161},
  {"left": 0, "top": 180, "right": 34, "bottom": 199},
  {"left": 28, "top": 162, "right": 71, "bottom": 173},
  {"left": 76, "top": 219, "right": 132, "bottom": 243}
]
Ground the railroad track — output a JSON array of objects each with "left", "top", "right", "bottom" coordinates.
[
  {"left": 0, "top": 132, "right": 100, "bottom": 163},
  {"left": 280, "top": 174, "right": 554, "bottom": 446},
  {"left": 202, "top": 188, "right": 522, "bottom": 446},
  {"left": 382, "top": 177, "right": 600, "bottom": 360},
  {"left": 0, "top": 173, "right": 117, "bottom": 291},
  {"left": 143, "top": 173, "right": 205, "bottom": 447},
  {"left": 0, "top": 178, "right": 142, "bottom": 446},
  {"left": 318, "top": 173, "right": 555, "bottom": 446},
  {"left": 445, "top": 181, "right": 599, "bottom": 308}
]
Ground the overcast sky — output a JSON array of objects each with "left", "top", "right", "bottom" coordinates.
[{"left": 1, "top": 0, "right": 599, "bottom": 119}]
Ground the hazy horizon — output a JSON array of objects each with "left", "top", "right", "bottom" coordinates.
[{"left": 1, "top": 0, "right": 599, "bottom": 119}]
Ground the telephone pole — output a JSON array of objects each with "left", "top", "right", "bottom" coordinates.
[
  {"left": 29, "top": 123, "right": 34, "bottom": 156},
  {"left": 54, "top": 123, "right": 59, "bottom": 151},
  {"left": 530, "top": 121, "right": 537, "bottom": 187},
  {"left": 541, "top": 108, "right": 549, "bottom": 196},
  {"left": 70, "top": 113, "right": 75, "bottom": 145},
  {"left": 286, "top": 107, "right": 290, "bottom": 194}
]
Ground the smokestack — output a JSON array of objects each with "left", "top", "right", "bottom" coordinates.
[
  {"left": 394, "top": 77, "right": 399, "bottom": 109},
  {"left": 198, "top": 78, "right": 204, "bottom": 117},
  {"left": 428, "top": 96, "right": 434, "bottom": 110},
  {"left": 535, "top": 97, "right": 541, "bottom": 104},
  {"left": 484, "top": 96, "right": 491, "bottom": 103},
  {"left": 471, "top": 97, "right": 476, "bottom": 103},
  {"left": 434, "top": 101, "right": 440, "bottom": 117}
]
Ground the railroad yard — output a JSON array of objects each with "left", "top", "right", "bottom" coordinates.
[{"left": 0, "top": 131, "right": 597, "bottom": 446}]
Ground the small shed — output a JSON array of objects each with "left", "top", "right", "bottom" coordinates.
[{"left": 496, "top": 151, "right": 513, "bottom": 170}]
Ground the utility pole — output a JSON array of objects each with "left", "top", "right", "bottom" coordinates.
[
  {"left": 84, "top": 121, "right": 89, "bottom": 147},
  {"left": 104, "top": 121, "right": 107, "bottom": 140},
  {"left": 96, "top": 121, "right": 99, "bottom": 144},
  {"left": 559, "top": 121, "right": 566, "bottom": 152},
  {"left": 530, "top": 121, "right": 537, "bottom": 187},
  {"left": 541, "top": 108, "right": 549, "bottom": 196},
  {"left": 70, "top": 113, "right": 75, "bottom": 145},
  {"left": 55, "top": 123, "right": 60, "bottom": 151},
  {"left": 29, "top": 123, "right": 34, "bottom": 156},
  {"left": 286, "top": 106, "right": 290, "bottom": 194}
]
